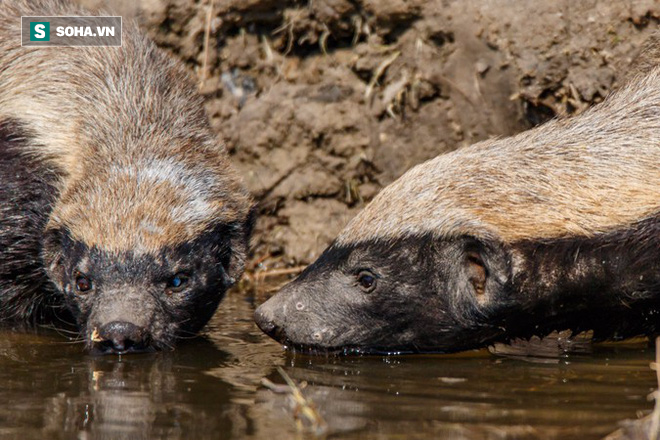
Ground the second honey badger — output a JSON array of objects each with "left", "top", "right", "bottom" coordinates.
[
  {"left": 255, "top": 48, "right": 660, "bottom": 354},
  {"left": 0, "top": 1, "right": 253, "bottom": 353}
]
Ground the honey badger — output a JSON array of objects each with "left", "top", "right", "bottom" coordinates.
[
  {"left": 0, "top": 1, "right": 253, "bottom": 353},
  {"left": 255, "top": 56, "right": 660, "bottom": 355}
]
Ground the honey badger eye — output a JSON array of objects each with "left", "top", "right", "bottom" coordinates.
[
  {"left": 75, "top": 273, "right": 92, "bottom": 294},
  {"left": 357, "top": 270, "right": 377, "bottom": 293},
  {"left": 167, "top": 273, "right": 190, "bottom": 292}
]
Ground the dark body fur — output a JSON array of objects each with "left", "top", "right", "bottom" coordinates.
[
  {"left": 0, "top": 121, "right": 61, "bottom": 323},
  {"left": 508, "top": 215, "right": 660, "bottom": 345}
]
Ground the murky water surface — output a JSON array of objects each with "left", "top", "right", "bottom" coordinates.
[{"left": 0, "top": 291, "right": 655, "bottom": 439}]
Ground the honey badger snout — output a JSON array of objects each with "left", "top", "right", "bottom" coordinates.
[
  {"left": 87, "top": 288, "right": 158, "bottom": 355},
  {"left": 254, "top": 281, "right": 339, "bottom": 348},
  {"left": 254, "top": 293, "right": 291, "bottom": 343},
  {"left": 253, "top": 305, "right": 278, "bottom": 338},
  {"left": 96, "top": 321, "right": 148, "bottom": 354},
  {"left": 254, "top": 300, "right": 296, "bottom": 343},
  {"left": 91, "top": 309, "right": 155, "bottom": 355}
]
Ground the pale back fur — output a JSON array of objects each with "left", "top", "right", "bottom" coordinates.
[
  {"left": 338, "top": 68, "right": 660, "bottom": 245},
  {"left": 0, "top": 0, "right": 251, "bottom": 254}
]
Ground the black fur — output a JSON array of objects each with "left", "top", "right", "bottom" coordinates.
[
  {"left": 255, "top": 214, "right": 660, "bottom": 354},
  {"left": 0, "top": 119, "right": 64, "bottom": 324},
  {"left": 507, "top": 213, "right": 660, "bottom": 342}
]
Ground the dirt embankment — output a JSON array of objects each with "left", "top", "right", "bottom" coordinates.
[{"left": 82, "top": 0, "right": 659, "bottom": 266}]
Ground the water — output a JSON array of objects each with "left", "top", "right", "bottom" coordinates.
[{"left": 0, "top": 290, "right": 655, "bottom": 440}]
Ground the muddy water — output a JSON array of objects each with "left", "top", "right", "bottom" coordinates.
[{"left": 0, "top": 290, "right": 655, "bottom": 440}]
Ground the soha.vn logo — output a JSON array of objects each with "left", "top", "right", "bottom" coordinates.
[
  {"left": 23, "top": 17, "right": 121, "bottom": 47},
  {"left": 31, "top": 22, "right": 116, "bottom": 39}
]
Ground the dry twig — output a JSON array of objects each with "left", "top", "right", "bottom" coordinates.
[
  {"left": 649, "top": 336, "right": 660, "bottom": 440},
  {"left": 255, "top": 266, "right": 306, "bottom": 281},
  {"left": 273, "top": 367, "right": 328, "bottom": 437}
]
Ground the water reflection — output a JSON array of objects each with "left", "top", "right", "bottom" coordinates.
[
  {"left": 263, "top": 346, "right": 655, "bottom": 439},
  {"left": 0, "top": 291, "right": 656, "bottom": 440},
  {"left": 0, "top": 334, "right": 238, "bottom": 439}
]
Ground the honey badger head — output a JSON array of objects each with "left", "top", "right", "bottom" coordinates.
[
  {"left": 255, "top": 234, "right": 514, "bottom": 354},
  {"left": 43, "top": 158, "right": 253, "bottom": 354},
  {"left": 255, "top": 72, "right": 660, "bottom": 353},
  {"left": 255, "top": 215, "right": 660, "bottom": 354}
]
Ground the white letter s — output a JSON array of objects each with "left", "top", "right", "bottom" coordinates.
[{"left": 34, "top": 24, "right": 45, "bottom": 39}]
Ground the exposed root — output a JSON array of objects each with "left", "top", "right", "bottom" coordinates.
[
  {"left": 365, "top": 51, "right": 401, "bottom": 101},
  {"left": 381, "top": 70, "right": 410, "bottom": 119},
  {"left": 319, "top": 25, "right": 330, "bottom": 55},
  {"left": 262, "top": 35, "right": 275, "bottom": 64},
  {"left": 273, "top": 9, "right": 302, "bottom": 57},
  {"left": 198, "top": 0, "right": 214, "bottom": 90},
  {"left": 345, "top": 178, "right": 363, "bottom": 205},
  {"left": 351, "top": 15, "right": 363, "bottom": 46}
]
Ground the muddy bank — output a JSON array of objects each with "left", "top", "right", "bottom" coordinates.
[{"left": 81, "top": 0, "right": 658, "bottom": 265}]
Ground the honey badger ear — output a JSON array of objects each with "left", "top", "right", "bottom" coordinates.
[
  {"left": 465, "top": 249, "right": 487, "bottom": 297},
  {"left": 223, "top": 211, "right": 256, "bottom": 286},
  {"left": 460, "top": 237, "right": 510, "bottom": 304},
  {"left": 197, "top": 218, "right": 252, "bottom": 288},
  {"left": 42, "top": 227, "right": 69, "bottom": 262},
  {"left": 225, "top": 234, "right": 248, "bottom": 285},
  {"left": 41, "top": 227, "right": 75, "bottom": 281}
]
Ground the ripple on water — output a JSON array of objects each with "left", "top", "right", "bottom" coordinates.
[{"left": 0, "top": 291, "right": 655, "bottom": 440}]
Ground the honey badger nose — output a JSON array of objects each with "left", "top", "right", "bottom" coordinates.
[
  {"left": 97, "top": 321, "right": 147, "bottom": 354},
  {"left": 254, "top": 304, "right": 281, "bottom": 340}
]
